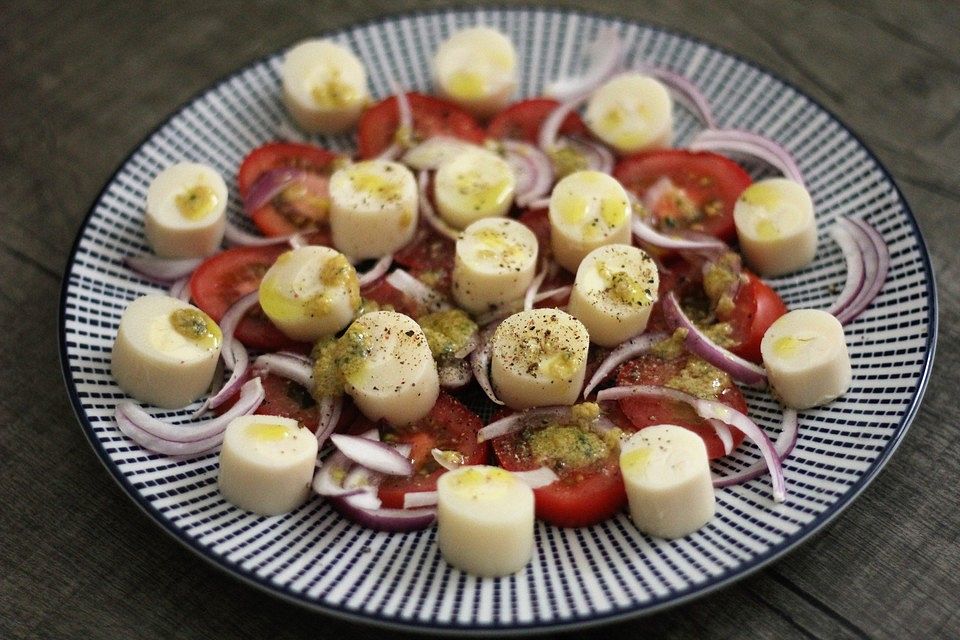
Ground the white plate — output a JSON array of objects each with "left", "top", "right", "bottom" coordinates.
[{"left": 60, "top": 7, "right": 937, "bottom": 633}]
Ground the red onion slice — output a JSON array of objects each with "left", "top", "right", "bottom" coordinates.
[
  {"left": 357, "top": 254, "right": 393, "bottom": 288},
  {"left": 546, "top": 26, "right": 624, "bottom": 101},
  {"left": 713, "top": 409, "right": 798, "bottom": 488},
  {"left": 502, "top": 139, "right": 554, "bottom": 207},
  {"left": 512, "top": 466, "right": 559, "bottom": 489},
  {"left": 329, "top": 493, "right": 436, "bottom": 532},
  {"left": 219, "top": 291, "right": 260, "bottom": 366},
  {"left": 330, "top": 433, "right": 414, "bottom": 476},
  {"left": 403, "top": 491, "right": 439, "bottom": 509},
  {"left": 534, "top": 285, "right": 572, "bottom": 305},
  {"left": 224, "top": 220, "right": 303, "bottom": 248},
  {"left": 564, "top": 136, "right": 615, "bottom": 175},
  {"left": 526, "top": 196, "right": 551, "bottom": 210},
  {"left": 114, "top": 377, "right": 265, "bottom": 455},
  {"left": 313, "top": 449, "right": 366, "bottom": 497},
  {"left": 125, "top": 255, "right": 202, "bottom": 282},
  {"left": 582, "top": 331, "right": 668, "bottom": 398},
  {"left": 417, "top": 170, "right": 460, "bottom": 241},
  {"left": 477, "top": 406, "right": 574, "bottom": 443},
  {"left": 244, "top": 167, "right": 314, "bottom": 214},
  {"left": 191, "top": 341, "right": 250, "bottom": 417},
  {"left": 689, "top": 129, "right": 805, "bottom": 187},
  {"left": 314, "top": 396, "right": 343, "bottom": 446},
  {"left": 834, "top": 218, "right": 889, "bottom": 325},
  {"left": 661, "top": 291, "right": 767, "bottom": 386},
  {"left": 710, "top": 419, "right": 734, "bottom": 456},
  {"left": 523, "top": 263, "right": 552, "bottom": 311},
  {"left": 386, "top": 268, "right": 449, "bottom": 313},
  {"left": 376, "top": 83, "right": 413, "bottom": 161},
  {"left": 438, "top": 358, "right": 473, "bottom": 389},
  {"left": 471, "top": 321, "right": 504, "bottom": 405},
  {"left": 168, "top": 275, "right": 192, "bottom": 302},
  {"left": 251, "top": 353, "right": 314, "bottom": 389},
  {"left": 598, "top": 384, "right": 785, "bottom": 502},
  {"left": 538, "top": 92, "right": 591, "bottom": 153},
  {"left": 431, "top": 448, "right": 466, "bottom": 471},
  {"left": 634, "top": 63, "right": 717, "bottom": 129},
  {"left": 826, "top": 222, "right": 866, "bottom": 317},
  {"left": 403, "top": 136, "right": 477, "bottom": 170},
  {"left": 631, "top": 213, "right": 726, "bottom": 251}
]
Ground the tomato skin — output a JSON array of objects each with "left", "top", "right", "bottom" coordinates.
[
  {"left": 393, "top": 229, "right": 456, "bottom": 296},
  {"left": 491, "top": 422, "right": 628, "bottom": 528},
  {"left": 613, "top": 150, "right": 752, "bottom": 241},
  {"left": 216, "top": 373, "right": 357, "bottom": 431},
  {"left": 487, "top": 98, "right": 588, "bottom": 143},
  {"left": 237, "top": 142, "right": 336, "bottom": 197},
  {"left": 360, "top": 278, "right": 423, "bottom": 317},
  {"left": 726, "top": 272, "right": 788, "bottom": 363},
  {"left": 377, "top": 393, "right": 488, "bottom": 508},
  {"left": 616, "top": 352, "right": 748, "bottom": 459},
  {"left": 189, "top": 244, "right": 304, "bottom": 351},
  {"left": 357, "top": 93, "right": 486, "bottom": 159}
]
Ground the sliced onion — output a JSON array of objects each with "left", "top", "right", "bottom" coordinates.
[
  {"left": 826, "top": 222, "right": 865, "bottom": 317},
  {"left": 546, "top": 26, "right": 624, "bottom": 101},
  {"left": 251, "top": 353, "right": 314, "bottom": 389},
  {"left": 538, "top": 92, "right": 591, "bottom": 153},
  {"left": 439, "top": 358, "right": 473, "bottom": 389},
  {"left": 834, "top": 218, "right": 888, "bottom": 325},
  {"left": 219, "top": 291, "right": 260, "bottom": 366},
  {"left": 534, "top": 285, "right": 572, "bottom": 305},
  {"left": 471, "top": 321, "right": 504, "bottom": 405},
  {"left": 191, "top": 341, "right": 249, "bottom": 417},
  {"left": 244, "top": 167, "right": 311, "bottom": 214},
  {"left": 525, "top": 196, "right": 551, "bottom": 210},
  {"left": 502, "top": 139, "right": 554, "bottom": 207},
  {"left": 357, "top": 253, "right": 393, "bottom": 288},
  {"left": 403, "top": 491, "right": 439, "bottom": 509},
  {"left": 564, "top": 136, "right": 615, "bottom": 174},
  {"left": 512, "top": 466, "right": 559, "bottom": 489},
  {"left": 710, "top": 419, "right": 734, "bottom": 456},
  {"left": 714, "top": 409, "right": 798, "bottom": 488},
  {"left": 376, "top": 83, "right": 414, "bottom": 161},
  {"left": 313, "top": 450, "right": 364, "bottom": 497},
  {"left": 634, "top": 63, "right": 716, "bottom": 129},
  {"left": 598, "top": 384, "right": 785, "bottom": 502},
  {"left": 403, "top": 136, "right": 477, "bottom": 170},
  {"left": 328, "top": 492, "right": 436, "bottom": 532},
  {"left": 417, "top": 170, "right": 460, "bottom": 241},
  {"left": 453, "top": 329, "right": 479, "bottom": 360},
  {"left": 523, "top": 262, "right": 552, "bottom": 311},
  {"left": 168, "top": 275, "right": 192, "bottom": 302},
  {"left": 631, "top": 213, "right": 726, "bottom": 251},
  {"left": 477, "top": 406, "right": 573, "bottom": 443},
  {"left": 330, "top": 433, "right": 414, "bottom": 476},
  {"left": 431, "top": 448, "right": 466, "bottom": 471},
  {"left": 224, "top": 220, "right": 303, "bottom": 248},
  {"left": 661, "top": 291, "right": 767, "bottom": 386},
  {"left": 114, "top": 377, "right": 265, "bottom": 456},
  {"left": 582, "top": 332, "right": 668, "bottom": 398},
  {"left": 125, "top": 255, "right": 202, "bottom": 282},
  {"left": 689, "top": 129, "right": 804, "bottom": 187},
  {"left": 386, "top": 268, "right": 448, "bottom": 313},
  {"left": 314, "top": 395, "right": 343, "bottom": 446}
]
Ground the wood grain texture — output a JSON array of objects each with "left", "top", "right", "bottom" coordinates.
[{"left": 1, "top": 1, "right": 956, "bottom": 638}]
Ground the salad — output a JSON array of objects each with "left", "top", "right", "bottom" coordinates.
[{"left": 111, "top": 25, "right": 889, "bottom": 578}]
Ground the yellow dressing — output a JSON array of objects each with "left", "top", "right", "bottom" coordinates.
[
  {"left": 246, "top": 423, "right": 293, "bottom": 442},
  {"left": 621, "top": 446, "right": 653, "bottom": 474},
  {"left": 773, "top": 335, "right": 803, "bottom": 358},
  {"left": 447, "top": 70, "right": 487, "bottom": 100},
  {"left": 449, "top": 467, "right": 515, "bottom": 500},
  {"left": 168, "top": 308, "right": 222, "bottom": 351},
  {"left": 175, "top": 184, "right": 218, "bottom": 220}
]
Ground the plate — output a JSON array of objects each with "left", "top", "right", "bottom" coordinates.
[{"left": 59, "top": 7, "right": 937, "bottom": 633}]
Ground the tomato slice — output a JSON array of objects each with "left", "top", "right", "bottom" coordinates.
[
  {"left": 357, "top": 93, "right": 486, "bottom": 159},
  {"left": 393, "top": 229, "right": 456, "bottom": 296},
  {"left": 487, "top": 98, "right": 588, "bottom": 143},
  {"left": 189, "top": 244, "right": 304, "bottom": 351},
  {"left": 237, "top": 142, "right": 337, "bottom": 237},
  {"left": 616, "top": 351, "right": 748, "bottom": 459},
  {"left": 377, "top": 393, "right": 488, "bottom": 508},
  {"left": 491, "top": 414, "right": 628, "bottom": 528},
  {"left": 215, "top": 372, "right": 357, "bottom": 430},
  {"left": 725, "top": 271, "right": 788, "bottom": 363},
  {"left": 361, "top": 278, "right": 423, "bottom": 317},
  {"left": 613, "top": 150, "right": 752, "bottom": 241}
]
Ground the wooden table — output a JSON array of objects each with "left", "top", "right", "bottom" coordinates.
[{"left": 2, "top": 1, "right": 956, "bottom": 638}]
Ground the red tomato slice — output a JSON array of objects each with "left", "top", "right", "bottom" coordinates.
[
  {"left": 189, "top": 245, "right": 304, "bottom": 351},
  {"left": 361, "top": 278, "right": 423, "bottom": 317},
  {"left": 613, "top": 150, "right": 752, "bottom": 241},
  {"left": 487, "top": 98, "right": 588, "bottom": 143},
  {"left": 393, "top": 229, "right": 456, "bottom": 296},
  {"left": 725, "top": 271, "right": 788, "bottom": 363},
  {"left": 377, "top": 393, "right": 488, "bottom": 508},
  {"left": 357, "top": 93, "right": 486, "bottom": 159},
  {"left": 616, "top": 351, "right": 748, "bottom": 459},
  {"left": 215, "top": 373, "right": 357, "bottom": 432},
  {"left": 237, "top": 142, "right": 337, "bottom": 237},
  {"left": 491, "top": 414, "right": 628, "bottom": 528}
]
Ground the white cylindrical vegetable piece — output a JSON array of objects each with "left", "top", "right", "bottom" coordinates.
[
  {"left": 490, "top": 308, "right": 590, "bottom": 409},
  {"left": 620, "top": 425, "right": 715, "bottom": 539},
  {"left": 433, "top": 147, "right": 516, "bottom": 230},
  {"left": 433, "top": 27, "right": 518, "bottom": 118},
  {"left": 340, "top": 311, "right": 440, "bottom": 425},
  {"left": 734, "top": 178, "right": 817, "bottom": 277},
  {"left": 761, "top": 309, "right": 851, "bottom": 409},
  {"left": 452, "top": 217, "right": 539, "bottom": 314},
  {"left": 111, "top": 294, "right": 222, "bottom": 409},
  {"left": 567, "top": 244, "right": 659, "bottom": 347},
  {"left": 258, "top": 245, "right": 360, "bottom": 342},
  {"left": 437, "top": 465, "right": 535, "bottom": 576},
  {"left": 548, "top": 170, "right": 632, "bottom": 273},
  {"left": 329, "top": 159, "right": 419, "bottom": 259},
  {"left": 584, "top": 73, "right": 673, "bottom": 154},
  {"left": 282, "top": 39, "right": 370, "bottom": 134},
  {"left": 218, "top": 415, "right": 319, "bottom": 516},
  {"left": 145, "top": 162, "right": 227, "bottom": 258}
]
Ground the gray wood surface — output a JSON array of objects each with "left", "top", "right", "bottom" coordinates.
[{"left": 2, "top": 1, "right": 956, "bottom": 638}]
